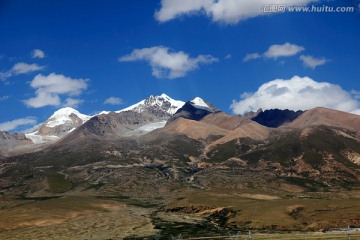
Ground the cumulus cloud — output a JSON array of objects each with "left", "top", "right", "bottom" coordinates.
[
  {"left": 351, "top": 90, "right": 360, "bottom": 100},
  {"left": 0, "top": 117, "right": 37, "bottom": 132},
  {"left": 155, "top": 0, "right": 318, "bottom": 24},
  {"left": 299, "top": 55, "right": 327, "bottom": 69},
  {"left": 64, "top": 98, "right": 83, "bottom": 108},
  {"left": 0, "top": 62, "right": 44, "bottom": 81},
  {"left": 24, "top": 73, "right": 88, "bottom": 108},
  {"left": 243, "top": 53, "right": 261, "bottom": 62},
  {"left": 243, "top": 43, "right": 305, "bottom": 62},
  {"left": 230, "top": 76, "right": 360, "bottom": 115},
  {"left": 32, "top": 49, "right": 45, "bottom": 59},
  {"left": 155, "top": 0, "right": 212, "bottom": 22},
  {"left": 119, "top": 46, "right": 218, "bottom": 79},
  {"left": 263, "top": 43, "right": 305, "bottom": 59},
  {"left": 10, "top": 62, "right": 44, "bottom": 74},
  {"left": 104, "top": 97, "right": 124, "bottom": 105}
]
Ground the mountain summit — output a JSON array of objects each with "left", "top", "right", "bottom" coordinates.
[
  {"left": 189, "top": 97, "right": 216, "bottom": 112},
  {"left": 26, "top": 107, "right": 91, "bottom": 143},
  {"left": 44, "top": 107, "right": 91, "bottom": 128},
  {"left": 118, "top": 93, "right": 185, "bottom": 115},
  {"left": 99, "top": 94, "right": 185, "bottom": 117},
  {"left": 168, "top": 97, "right": 219, "bottom": 123}
]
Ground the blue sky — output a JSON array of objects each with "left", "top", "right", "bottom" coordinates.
[{"left": 1, "top": 0, "right": 360, "bottom": 132}]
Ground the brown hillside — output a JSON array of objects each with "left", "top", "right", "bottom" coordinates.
[
  {"left": 162, "top": 118, "right": 230, "bottom": 140},
  {"left": 287, "top": 107, "right": 360, "bottom": 132},
  {"left": 201, "top": 112, "right": 249, "bottom": 130},
  {"left": 210, "top": 121, "right": 270, "bottom": 146}
]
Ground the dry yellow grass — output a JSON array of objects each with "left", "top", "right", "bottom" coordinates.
[{"left": 0, "top": 196, "right": 157, "bottom": 239}]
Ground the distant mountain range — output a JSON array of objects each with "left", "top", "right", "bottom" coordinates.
[
  {"left": 1, "top": 93, "right": 360, "bottom": 188},
  {"left": 1, "top": 93, "right": 360, "bottom": 159},
  {"left": 0, "top": 94, "right": 183, "bottom": 144}
]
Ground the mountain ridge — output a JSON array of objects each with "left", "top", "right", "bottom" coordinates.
[{"left": 2, "top": 95, "right": 360, "bottom": 159}]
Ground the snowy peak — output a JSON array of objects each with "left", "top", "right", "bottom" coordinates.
[
  {"left": 46, "top": 107, "right": 91, "bottom": 128},
  {"left": 160, "top": 93, "right": 171, "bottom": 98},
  {"left": 50, "top": 107, "right": 87, "bottom": 118},
  {"left": 26, "top": 107, "right": 92, "bottom": 143},
  {"left": 167, "top": 97, "right": 219, "bottom": 123},
  {"left": 117, "top": 94, "right": 185, "bottom": 115},
  {"left": 190, "top": 97, "right": 215, "bottom": 112}
]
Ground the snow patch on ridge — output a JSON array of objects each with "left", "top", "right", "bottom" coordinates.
[
  {"left": 25, "top": 132, "right": 59, "bottom": 144},
  {"left": 137, "top": 121, "right": 167, "bottom": 132},
  {"left": 190, "top": 97, "right": 214, "bottom": 112}
]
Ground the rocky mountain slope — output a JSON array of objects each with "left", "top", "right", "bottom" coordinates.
[
  {"left": 287, "top": 107, "right": 360, "bottom": 132},
  {"left": 0, "top": 131, "right": 33, "bottom": 156}
]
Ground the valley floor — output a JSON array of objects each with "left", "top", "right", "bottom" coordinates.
[{"left": 1, "top": 189, "right": 360, "bottom": 239}]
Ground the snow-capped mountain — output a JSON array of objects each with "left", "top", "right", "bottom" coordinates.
[
  {"left": 168, "top": 97, "right": 220, "bottom": 123},
  {"left": 99, "top": 94, "right": 184, "bottom": 116},
  {"left": 43, "top": 107, "right": 91, "bottom": 128},
  {"left": 24, "top": 94, "right": 184, "bottom": 143},
  {"left": 60, "top": 94, "right": 185, "bottom": 140},
  {"left": 189, "top": 97, "right": 215, "bottom": 112},
  {"left": 26, "top": 107, "right": 91, "bottom": 143},
  {"left": 118, "top": 93, "right": 184, "bottom": 115}
]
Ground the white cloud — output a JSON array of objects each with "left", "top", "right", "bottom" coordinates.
[
  {"left": 0, "top": 62, "right": 44, "bottom": 81},
  {"left": 155, "top": 0, "right": 318, "bottom": 24},
  {"left": 25, "top": 92, "right": 60, "bottom": 108},
  {"left": 32, "top": 49, "right": 45, "bottom": 59},
  {"left": 243, "top": 53, "right": 261, "bottom": 62},
  {"left": 351, "top": 90, "right": 360, "bottom": 100},
  {"left": 64, "top": 98, "right": 83, "bottom": 108},
  {"left": 119, "top": 46, "right": 218, "bottom": 79},
  {"left": 299, "top": 55, "right": 327, "bottom": 69},
  {"left": 243, "top": 43, "right": 305, "bottom": 63},
  {"left": 104, "top": 97, "right": 124, "bottom": 105},
  {"left": 155, "top": 0, "right": 212, "bottom": 22},
  {"left": 230, "top": 76, "right": 360, "bottom": 115},
  {"left": 0, "top": 117, "right": 37, "bottom": 132},
  {"left": 24, "top": 73, "right": 88, "bottom": 108},
  {"left": 11, "top": 62, "right": 44, "bottom": 74},
  {"left": 263, "top": 43, "right": 305, "bottom": 59}
]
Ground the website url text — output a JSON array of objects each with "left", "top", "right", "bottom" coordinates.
[{"left": 262, "top": 5, "right": 355, "bottom": 13}]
